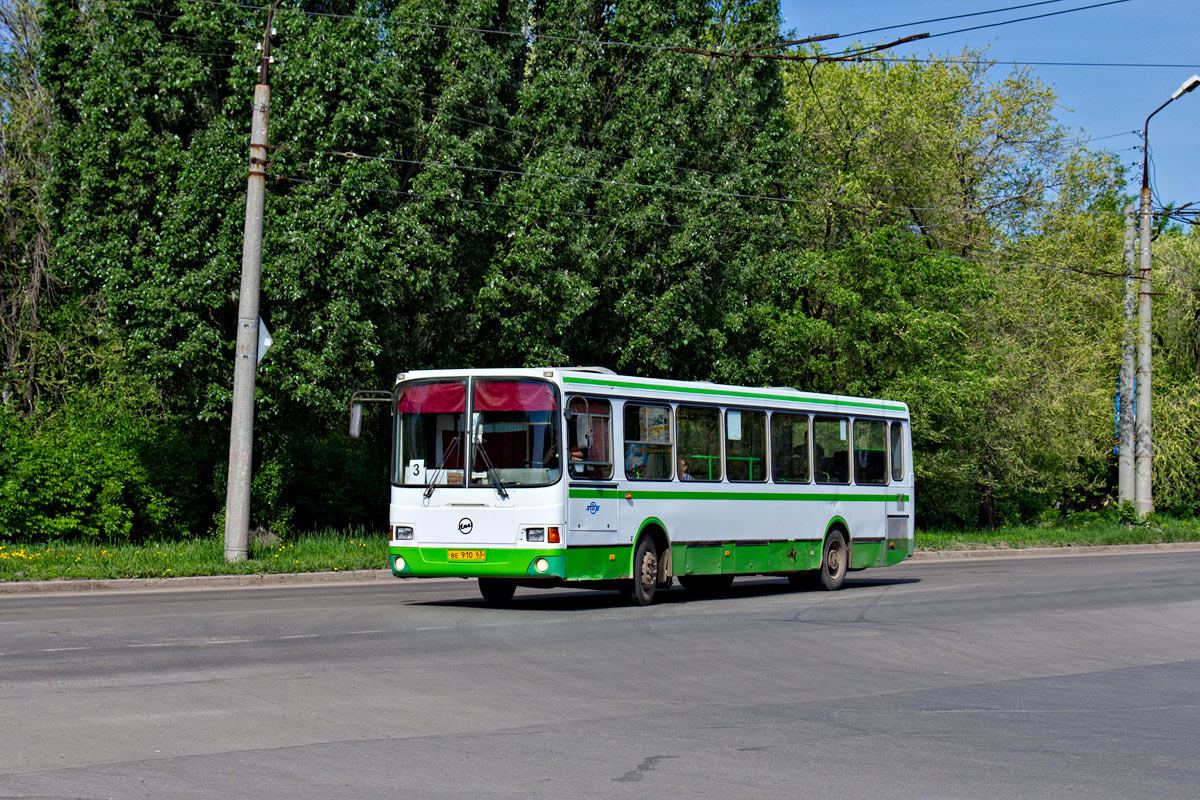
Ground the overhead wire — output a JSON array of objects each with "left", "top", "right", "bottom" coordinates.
[
  {"left": 266, "top": 172, "right": 1128, "bottom": 281},
  {"left": 370, "top": 88, "right": 1051, "bottom": 197},
  {"left": 49, "top": 6, "right": 1098, "bottom": 204},
  {"left": 825, "top": 0, "right": 1132, "bottom": 59},
  {"left": 101, "top": 0, "right": 1196, "bottom": 72},
  {"left": 835, "top": 0, "right": 1078, "bottom": 40},
  {"left": 268, "top": 140, "right": 1068, "bottom": 220},
  {"left": 857, "top": 56, "right": 1200, "bottom": 70},
  {"left": 72, "top": 0, "right": 1148, "bottom": 278},
  {"left": 175, "top": 0, "right": 682, "bottom": 54}
]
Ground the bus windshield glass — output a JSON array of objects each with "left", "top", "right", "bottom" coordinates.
[
  {"left": 470, "top": 379, "right": 561, "bottom": 488},
  {"left": 395, "top": 380, "right": 466, "bottom": 487}
]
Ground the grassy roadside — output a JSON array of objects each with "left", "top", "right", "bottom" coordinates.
[
  {"left": 3, "top": 518, "right": 1200, "bottom": 582},
  {"left": 0, "top": 531, "right": 389, "bottom": 582},
  {"left": 917, "top": 517, "right": 1200, "bottom": 550}
]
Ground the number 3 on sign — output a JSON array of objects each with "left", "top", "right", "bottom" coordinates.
[{"left": 406, "top": 459, "right": 426, "bottom": 485}]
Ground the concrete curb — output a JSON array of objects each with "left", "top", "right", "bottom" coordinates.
[
  {"left": 3, "top": 541, "right": 1199, "bottom": 594},
  {"left": 0, "top": 568, "right": 400, "bottom": 595},
  {"left": 907, "top": 541, "right": 1200, "bottom": 561}
]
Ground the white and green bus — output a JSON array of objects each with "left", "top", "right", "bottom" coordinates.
[{"left": 351, "top": 367, "right": 913, "bottom": 605}]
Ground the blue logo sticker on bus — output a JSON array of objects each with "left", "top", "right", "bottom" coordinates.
[{"left": 587, "top": 501, "right": 600, "bottom": 515}]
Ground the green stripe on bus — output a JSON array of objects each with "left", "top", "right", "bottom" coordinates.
[
  {"left": 569, "top": 488, "right": 910, "bottom": 502},
  {"left": 562, "top": 375, "right": 907, "bottom": 412}
]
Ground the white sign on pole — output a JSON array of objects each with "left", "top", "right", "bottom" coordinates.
[{"left": 257, "top": 317, "right": 273, "bottom": 364}]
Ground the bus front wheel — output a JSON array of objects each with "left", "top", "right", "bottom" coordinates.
[
  {"left": 478, "top": 578, "right": 516, "bottom": 606},
  {"left": 624, "top": 537, "right": 659, "bottom": 606}
]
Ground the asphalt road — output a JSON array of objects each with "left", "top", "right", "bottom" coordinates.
[{"left": 2, "top": 551, "right": 1198, "bottom": 799}]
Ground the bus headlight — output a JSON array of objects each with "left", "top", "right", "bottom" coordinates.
[
  {"left": 392, "top": 526, "right": 414, "bottom": 540},
  {"left": 525, "top": 527, "right": 545, "bottom": 542},
  {"left": 394, "top": 556, "right": 406, "bottom": 571},
  {"left": 534, "top": 558, "right": 550, "bottom": 573}
]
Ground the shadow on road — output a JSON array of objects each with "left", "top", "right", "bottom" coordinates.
[{"left": 411, "top": 574, "right": 921, "bottom": 611}]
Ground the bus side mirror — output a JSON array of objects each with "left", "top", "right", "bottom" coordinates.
[{"left": 348, "top": 389, "right": 395, "bottom": 439}]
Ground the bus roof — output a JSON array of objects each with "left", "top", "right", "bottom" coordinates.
[{"left": 394, "top": 367, "right": 909, "bottom": 416}]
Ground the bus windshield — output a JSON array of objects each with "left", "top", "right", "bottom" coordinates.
[
  {"left": 470, "top": 379, "right": 561, "bottom": 488},
  {"left": 395, "top": 380, "right": 466, "bottom": 487}
]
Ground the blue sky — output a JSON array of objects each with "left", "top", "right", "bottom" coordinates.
[{"left": 777, "top": 1, "right": 1200, "bottom": 209}]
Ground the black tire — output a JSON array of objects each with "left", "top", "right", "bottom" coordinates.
[
  {"left": 679, "top": 574, "right": 734, "bottom": 596},
  {"left": 478, "top": 577, "right": 516, "bottom": 606},
  {"left": 627, "top": 537, "right": 659, "bottom": 606},
  {"left": 817, "top": 530, "right": 848, "bottom": 591}
]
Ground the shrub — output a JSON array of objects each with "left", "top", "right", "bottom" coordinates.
[{"left": 0, "top": 398, "right": 181, "bottom": 544}]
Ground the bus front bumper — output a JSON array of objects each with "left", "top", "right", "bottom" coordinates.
[{"left": 389, "top": 546, "right": 566, "bottom": 579}]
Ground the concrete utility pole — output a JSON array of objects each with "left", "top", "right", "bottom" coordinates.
[
  {"left": 224, "top": 5, "right": 280, "bottom": 562},
  {"left": 1135, "top": 181, "right": 1152, "bottom": 517},
  {"left": 1118, "top": 202, "right": 1135, "bottom": 507},
  {"left": 1134, "top": 73, "right": 1200, "bottom": 519}
]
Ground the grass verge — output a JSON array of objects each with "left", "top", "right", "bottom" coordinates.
[
  {"left": 918, "top": 517, "right": 1200, "bottom": 550},
  {"left": 3, "top": 518, "right": 1200, "bottom": 582},
  {"left": 0, "top": 530, "right": 389, "bottom": 582}
]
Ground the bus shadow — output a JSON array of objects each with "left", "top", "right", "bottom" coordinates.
[{"left": 414, "top": 575, "right": 922, "bottom": 611}]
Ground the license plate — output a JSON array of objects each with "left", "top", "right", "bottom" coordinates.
[{"left": 447, "top": 549, "right": 486, "bottom": 561}]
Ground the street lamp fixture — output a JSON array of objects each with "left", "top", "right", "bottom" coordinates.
[{"left": 1170, "top": 74, "right": 1200, "bottom": 100}]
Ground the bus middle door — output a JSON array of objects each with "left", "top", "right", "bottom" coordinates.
[{"left": 565, "top": 396, "right": 619, "bottom": 543}]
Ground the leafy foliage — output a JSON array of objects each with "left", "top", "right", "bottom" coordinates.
[
  {"left": 0, "top": 390, "right": 180, "bottom": 542},
  {"left": 3, "top": 0, "right": 1194, "bottom": 542}
]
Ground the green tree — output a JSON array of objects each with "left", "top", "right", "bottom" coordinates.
[
  {"left": 1, "top": 0, "right": 51, "bottom": 413},
  {"left": 782, "top": 49, "right": 1127, "bottom": 526},
  {"left": 1150, "top": 227, "right": 1200, "bottom": 513}
]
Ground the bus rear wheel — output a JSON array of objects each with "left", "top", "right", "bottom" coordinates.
[
  {"left": 817, "top": 530, "right": 848, "bottom": 590},
  {"left": 624, "top": 537, "right": 659, "bottom": 606},
  {"left": 478, "top": 578, "right": 516, "bottom": 606}
]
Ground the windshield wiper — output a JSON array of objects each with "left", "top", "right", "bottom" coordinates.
[
  {"left": 423, "top": 435, "right": 461, "bottom": 499},
  {"left": 472, "top": 438, "right": 510, "bottom": 500}
]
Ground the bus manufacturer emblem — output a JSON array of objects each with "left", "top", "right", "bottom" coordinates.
[
  {"left": 586, "top": 502, "right": 600, "bottom": 515},
  {"left": 458, "top": 518, "right": 473, "bottom": 535}
]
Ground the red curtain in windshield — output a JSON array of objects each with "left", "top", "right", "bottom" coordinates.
[
  {"left": 473, "top": 380, "right": 556, "bottom": 412},
  {"left": 396, "top": 381, "right": 465, "bottom": 413}
]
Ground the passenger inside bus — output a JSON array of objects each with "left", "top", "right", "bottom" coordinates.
[{"left": 678, "top": 458, "right": 694, "bottom": 480}]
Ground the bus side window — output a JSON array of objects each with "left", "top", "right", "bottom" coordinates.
[
  {"left": 624, "top": 403, "right": 673, "bottom": 480},
  {"left": 567, "top": 396, "right": 613, "bottom": 480},
  {"left": 890, "top": 421, "right": 905, "bottom": 482},
  {"left": 813, "top": 416, "right": 850, "bottom": 484},
  {"left": 771, "top": 412, "right": 810, "bottom": 483},
  {"left": 676, "top": 405, "right": 722, "bottom": 481},
  {"left": 853, "top": 418, "right": 888, "bottom": 486},
  {"left": 726, "top": 409, "right": 767, "bottom": 482}
]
